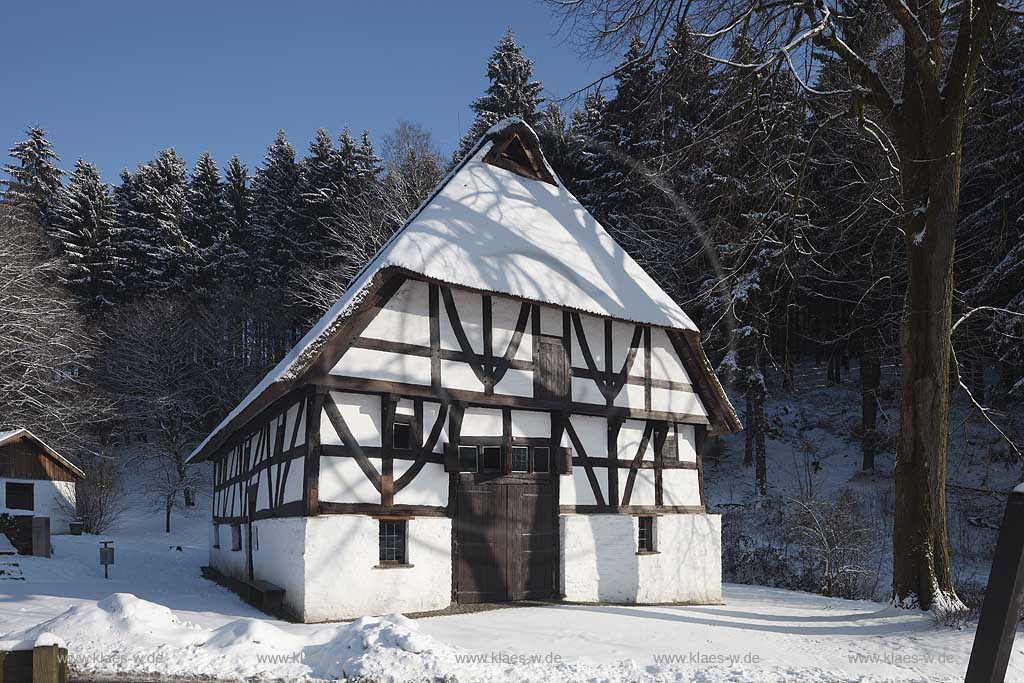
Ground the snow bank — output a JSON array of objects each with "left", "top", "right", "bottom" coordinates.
[{"left": 0, "top": 593, "right": 455, "bottom": 681}]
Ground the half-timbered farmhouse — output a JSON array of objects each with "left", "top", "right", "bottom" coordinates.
[
  {"left": 188, "top": 118, "right": 741, "bottom": 622},
  {"left": 0, "top": 428, "right": 82, "bottom": 534}
]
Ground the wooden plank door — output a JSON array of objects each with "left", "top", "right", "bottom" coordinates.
[
  {"left": 454, "top": 481, "right": 508, "bottom": 603},
  {"left": 535, "top": 336, "right": 569, "bottom": 401},
  {"left": 509, "top": 481, "right": 556, "bottom": 600},
  {"left": 454, "top": 479, "right": 557, "bottom": 604}
]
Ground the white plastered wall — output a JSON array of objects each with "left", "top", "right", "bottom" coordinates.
[
  {"left": 250, "top": 517, "right": 308, "bottom": 618},
  {"left": 301, "top": 515, "right": 452, "bottom": 621},
  {"left": 0, "top": 478, "right": 76, "bottom": 533},
  {"left": 561, "top": 415, "right": 607, "bottom": 506},
  {"left": 560, "top": 513, "right": 721, "bottom": 604},
  {"left": 209, "top": 526, "right": 248, "bottom": 581},
  {"left": 320, "top": 391, "right": 383, "bottom": 505}
]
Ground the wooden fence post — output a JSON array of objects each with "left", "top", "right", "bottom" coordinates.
[
  {"left": 32, "top": 644, "right": 66, "bottom": 683},
  {"left": 965, "top": 488, "right": 1024, "bottom": 683}
]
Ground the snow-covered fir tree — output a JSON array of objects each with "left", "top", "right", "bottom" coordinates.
[
  {"left": 52, "top": 160, "right": 121, "bottom": 311},
  {"left": 251, "top": 130, "right": 302, "bottom": 283},
  {"left": 223, "top": 155, "right": 252, "bottom": 282},
  {"left": 454, "top": 28, "right": 543, "bottom": 161},
  {"left": 117, "top": 149, "right": 192, "bottom": 294},
  {"left": 2, "top": 126, "right": 64, "bottom": 244},
  {"left": 184, "top": 152, "right": 233, "bottom": 297},
  {"left": 535, "top": 103, "right": 572, "bottom": 183},
  {"left": 297, "top": 129, "right": 344, "bottom": 267}
]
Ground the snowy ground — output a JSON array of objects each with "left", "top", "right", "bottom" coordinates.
[{"left": 0, "top": 511, "right": 1021, "bottom": 682}]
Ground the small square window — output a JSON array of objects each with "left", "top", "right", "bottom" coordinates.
[
  {"left": 532, "top": 447, "right": 550, "bottom": 473},
  {"left": 393, "top": 421, "right": 413, "bottom": 450},
  {"left": 459, "top": 446, "right": 478, "bottom": 472},
  {"left": 5, "top": 482, "right": 33, "bottom": 511},
  {"left": 481, "top": 446, "right": 502, "bottom": 473},
  {"left": 379, "top": 520, "right": 407, "bottom": 564},
  {"left": 638, "top": 516, "right": 656, "bottom": 553},
  {"left": 511, "top": 446, "right": 530, "bottom": 472}
]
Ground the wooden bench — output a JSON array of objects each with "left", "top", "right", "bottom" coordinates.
[
  {"left": 200, "top": 566, "right": 287, "bottom": 619},
  {"left": 246, "top": 579, "right": 285, "bottom": 616}
]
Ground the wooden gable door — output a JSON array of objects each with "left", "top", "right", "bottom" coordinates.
[
  {"left": 535, "top": 336, "right": 569, "bottom": 402},
  {"left": 453, "top": 478, "right": 556, "bottom": 603}
]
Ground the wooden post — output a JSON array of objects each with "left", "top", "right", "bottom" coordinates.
[
  {"left": 31, "top": 517, "right": 50, "bottom": 558},
  {"left": 32, "top": 645, "right": 66, "bottom": 683},
  {"left": 965, "top": 488, "right": 1024, "bottom": 683}
]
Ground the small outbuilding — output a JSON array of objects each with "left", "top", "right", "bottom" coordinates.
[{"left": 0, "top": 428, "right": 83, "bottom": 534}]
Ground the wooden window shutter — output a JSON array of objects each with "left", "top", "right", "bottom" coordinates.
[
  {"left": 443, "top": 442, "right": 461, "bottom": 473},
  {"left": 556, "top": 447, "right": 573, "bottom": 475}
]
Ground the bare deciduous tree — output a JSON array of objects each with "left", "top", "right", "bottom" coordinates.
[
  {"left": 100, "top": 298, "right": 211, "bottom": 533},
  {"left": 57, "top": 451, "right": 126, "bottom": 534},
  {"left": 0, "top": 206, "right": 110, "bottom": 453}
]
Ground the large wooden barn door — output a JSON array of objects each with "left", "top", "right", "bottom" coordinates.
[{"left": 454, "top": 479, "right": 556, "bottom": 603}]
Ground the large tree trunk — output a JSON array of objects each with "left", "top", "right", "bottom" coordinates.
[{"left": 891, "top": 94, "right": 964, "bottom": 611}]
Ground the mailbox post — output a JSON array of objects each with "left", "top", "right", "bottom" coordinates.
[
  {"left": 99, "top": 541, "right": 114, "bottom": 579},
  {"left": 965, "top": 486, "right": 1024, "bottom": 683}
]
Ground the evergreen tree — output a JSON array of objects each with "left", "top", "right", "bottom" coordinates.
[
  {"left": 535, "top": 103, "right": 572, "bottom": 183},
  {"left": 576, "top": 36, "right": 660, "bottom": 220},
  {"left": 185, "top": 152, "right": 232, "bottom": 296},
  {"left": 250, "top": 130, "right": 301, "bottom": 283},
  {"left": 52, "top": 160, "right": 121, "bottom": 311},
  {"left": 355, "top": 131, "right": 382, "bottom": 192},
  {"left": 297, "top": 129, "right": 344, "bottom": 265},
  {"left": 223, "top": 156, "right": 253, "bottom": 282},
  {"left": 118, "top": 149, "right": 192, "bottom": 294},
  {"left": 2, "top": 126, "right": 64, "bottom": 242},
  {"left": 455, "top": 28, "right": 544, "bottom": 160}
]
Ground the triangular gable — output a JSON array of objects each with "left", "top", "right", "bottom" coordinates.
[
  {"left": 0, "top": 428, "right": 85, "bottom": 479},
  {"left": 482, "top": 130, "right": 556, "bottom": 185},
  {"left": 189, "top": 118, "right": 736, "bottom": 463}
]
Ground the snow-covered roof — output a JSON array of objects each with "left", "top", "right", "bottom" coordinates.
[
  {"left": 0, "top": 428, "right": 85, "bottom": 479},
  {"left": 189, "top": 118, "right": 711, "bottom": 463}
]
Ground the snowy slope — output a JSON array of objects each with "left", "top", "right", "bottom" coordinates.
[{"left": 706, "top": 361, "right": 1023, "bottom": 603}]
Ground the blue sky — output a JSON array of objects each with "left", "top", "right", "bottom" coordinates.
[{"left": 2, "top": 1, "right": 617, "bottom": 182}]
